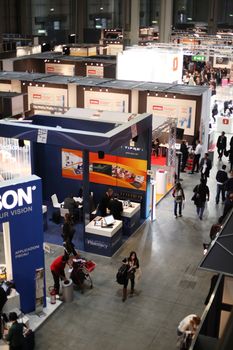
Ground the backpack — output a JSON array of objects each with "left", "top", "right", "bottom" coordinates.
[{"left": 116, "top": 264, "right": 128, "bottom": 285}]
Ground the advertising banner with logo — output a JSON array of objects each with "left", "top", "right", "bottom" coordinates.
[
  {"left": 117, "top": 47, "right": 183, "bottom": 83},
  {"left": 84, "top": 91, "right": 129, "bottom": 112},
  {"left": 147, "top": 96, "right": 196, "bottom": 136},
  {"left": 86, "top": 65, "right": 104, "bottom": 78},
  {"left": 45, "top": 63, "right": 75, "bottom": 76},
  {"left": 28, "top": 86, "right": 67, "bottom": 108},
  {"left": 62, "top": 149, "right": 147, "bottom": 191},
  {"left": 0, "top": 175, "right": 45, "bottom": 313}
]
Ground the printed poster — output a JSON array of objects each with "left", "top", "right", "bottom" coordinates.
[
  {"left": 28, "top": 86, "right": 67, "bottom": 108},
  {"left": 147, "top": 96, "right": 196, "bottom": 136},
  {"left": 84, "top": 91, "right": 129, "bottom": 113},
  {"left": 62, "top": 148, "right": 147, "bottom": 191},
  {"left": 45, "top": 63, "right": 75, "bottom": 76}
]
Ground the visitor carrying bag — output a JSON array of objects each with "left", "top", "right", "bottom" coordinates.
[{"left": 116, "top": 264, "right": 128, "bottom": 285}]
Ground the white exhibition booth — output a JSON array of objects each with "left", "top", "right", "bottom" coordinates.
[{"left": 117, "top": 46, "right": 183, "bottom": 84}]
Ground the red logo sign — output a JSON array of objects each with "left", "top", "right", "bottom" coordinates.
[
  {"left": 47, "top": 66, "right": 55, "bottom": 72},
  {"left": 32, "top": 94, "right": 41, "bottom": 99},
  {"left": 88, "top": 70, "right": 97, "bottom": 75},
  {"left": 90, "top": 99, "right": 99, "bottom": 105},
  {"left": 152, "top": 105, "right": 163, "bottom": 111},
  {"left": 223, "top": 118, "right": 229, "bottom": 125}
]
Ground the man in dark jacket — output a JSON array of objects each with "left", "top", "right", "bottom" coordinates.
[
  {"left": 225, "top": 175, "right": 233, "bottom": 196},
  {"left": 215, "top": 165, "right": 228, "bottom": 204},
  {"left": 200, "top": 153, "right": 212, "bottom": 181},
  {"left": 180, "top": 140, "right": 189, "bottom": 172},
  {"left": 217, "top": 131, "right": 227, "bottom": 160},
  {"left": 98, "top": 188, "right": 113, "bottom": 217},
  {"left": 108, "top": 197, "right": 123, "bottom": 220}
]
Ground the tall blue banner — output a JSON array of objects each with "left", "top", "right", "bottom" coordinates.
[{"left": 0, "top": 175, "right": 45, "bottom": 313}]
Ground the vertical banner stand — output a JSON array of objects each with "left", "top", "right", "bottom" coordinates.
[{"left": 35, "top": 268, "right": 45, "bottom": 316}]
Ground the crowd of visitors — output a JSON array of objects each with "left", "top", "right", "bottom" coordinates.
[{"left": 183, "top": 57, "right": 229, "bottom": 95}]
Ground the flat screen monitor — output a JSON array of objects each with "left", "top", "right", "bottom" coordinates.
[{"left": 104, "top": 215, "right": 115, "bottom": 226}]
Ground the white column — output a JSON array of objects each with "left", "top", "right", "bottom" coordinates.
[
  {"left": 159, "top": 0, "right": 173, "bottom": 43},
  {"left": 3, "top": 222, "right": 13, "bottom": 281},
  {"left": 129, "top": 0, "right": 140, "bottom": 46}
]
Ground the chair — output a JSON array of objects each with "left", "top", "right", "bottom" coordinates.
[
  {"left": 60, "top": 208, "right": 69, "bottom": 218},
  {"left": 51, "top": 194, "right": 64, "bottom": 208}
]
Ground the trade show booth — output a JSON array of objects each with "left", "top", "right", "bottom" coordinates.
[
  {"left": 1, "top": 52, "right": 116, "bottom": 79},
  {"left": 0, "top": 175, "right": 45, "bottom": 313},
  {"left": 0, "top": 109, "right": 152, "bottom": 257},
  {"left": 0, "top": 71, "right": 210, "bottom": 147}
]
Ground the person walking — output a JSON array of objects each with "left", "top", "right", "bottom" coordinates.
[
  {"left": 191, "top": 140, "right": 202, "bottom": 174},
  {"left": 62, "top": 213, "right": 77, "bottom": 257},
  {"left": 172, "top": 182, "right": 185, "bottom": 218},
  {"left": 180, "top": 140, "right": 189, "bottom": 172},
  {"left": 215, "top": 165, "right": 228, "bottom": 204},
  {"left": 50, "top": 255, "right": 69, "bottom": 295},
  {"left": 192, "top": 178, "right": 210, "bottom": 220},
  {"left": 217, "top": 131, "right": 227, "bottom": 161},
  {"left": 211, "top": 101, "right": 218, "bottom": 123},
  {"left": 229, "top": 146, "right": 233, "bottom": 173},
  {"left": 6, "top": 312, "right": 26, "bottom": 350},
  {"left": 200, "top": 153, "right": 212, "bottom": 182},
  {"left": 122, "top": 251, "right": 139, "bottom": 302}
]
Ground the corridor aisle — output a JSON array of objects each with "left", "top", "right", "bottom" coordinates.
[{"left": 33, "top": 167, "right": 224, "bottom": 350}]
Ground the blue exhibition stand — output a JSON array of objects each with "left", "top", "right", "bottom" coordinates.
[{"left": 0, "top": 175, "right": 45, "bottom": 313}]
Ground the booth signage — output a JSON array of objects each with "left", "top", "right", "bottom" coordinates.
[
  {"left": 0, "top": 175, "right": 45, "bottom": 313},
  {"left": 223, "top": 118, "right": 229, "bottom": 125},
  {"left": 192, "top": 55, "right": 205, "bottom": 62}
]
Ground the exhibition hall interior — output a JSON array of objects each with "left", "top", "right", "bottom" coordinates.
[{"left": 1, "top": 0, "right": 233, "bottom": 349}]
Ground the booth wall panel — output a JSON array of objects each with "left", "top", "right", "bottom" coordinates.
[
  {"left": 13, "top": 58, "right": 44, "bottom": 73},
  {"left": 76, "top": 61, "right": 86, "bottom": 76},
  {"left": 103, "top": 64, "right": 116, "bottom": 79},
  {"left": 77, "top": 86, "right": 85, "bottom": 108},
  {"left": 138, "top": 91, "right": 202, "bottom": 142}
]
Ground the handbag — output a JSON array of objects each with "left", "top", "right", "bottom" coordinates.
[
  {"left": 224, "top": 149, "right": 229, "bottom": 157},
  {"left": 135, "top": 267, "right": 142, "bottom": 283}
]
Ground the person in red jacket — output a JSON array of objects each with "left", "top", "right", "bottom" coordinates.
[{"left": 50, "top": 255, "right": 69, "bottom": 294}]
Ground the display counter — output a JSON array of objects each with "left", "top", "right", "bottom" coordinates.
[
  {"left": 121, "top": 201, "right": 141, "bottom": 236},
  {"left": 85, "top": 220, "right": 122, "bottom": 257}
]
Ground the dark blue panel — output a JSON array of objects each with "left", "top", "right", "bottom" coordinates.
[
  {"left": 0, "top": 177, "right": 45, "bottom": 313},
  {"left": 32, "top": 115, "right": 116, "bottom": 133}
]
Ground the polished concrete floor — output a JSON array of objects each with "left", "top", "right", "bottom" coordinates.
[
  {"left": 0, "top": 152, "right": 229, "bottom": 349},
  {"left": 1, "top": 82, "right": 232, "bottom": 349},
  {"left": 34, "top": 160, "right": 228, "bottom": 350}
]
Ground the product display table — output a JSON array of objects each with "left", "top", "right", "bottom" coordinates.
[
  {"left": 121, "top": 201, "right": 141, "bottom": 236},
  {"left": 85, "top": 220, "right": 122, "bottom": 257}
]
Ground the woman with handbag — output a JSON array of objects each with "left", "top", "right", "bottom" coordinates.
[
  {"left": 192, "top": 178, "right": 210, "bottom": 220},
  {"left": 172, "top": 182, "right": 185, "bottom": 218},
  {"left": 122, "top": 251, "right": 139, "bottom": 302}
]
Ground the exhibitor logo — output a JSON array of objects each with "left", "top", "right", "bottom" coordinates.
[{"left": 0, "top": 186, "right": 36, "bottom": 211}]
